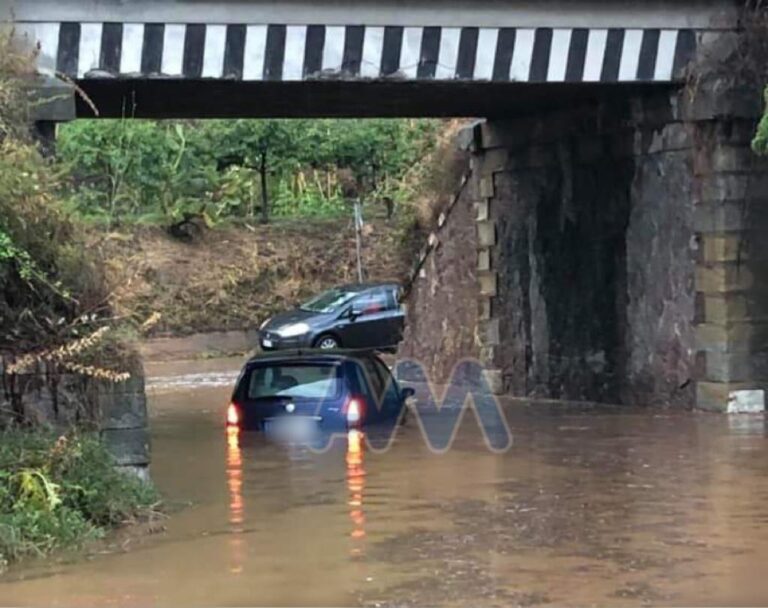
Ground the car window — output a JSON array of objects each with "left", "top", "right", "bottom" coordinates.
[
  {"left": 352, "top": 362, "right": 372, "bottom": 398},
  {"left": 385, "top": 287, "right": 399, "bottom": 311},
  {"left": 354, "top": 288, "right": 389, "bottom": 315},
  {"left": 246, "top": 364, "right": 340, "bottom": 399},
  {"left": 373, "top": 358, "right": 400, "bottom": 401},
  {"left": 301, "top": 288, "right": 357, "bottom": 313},
  {"left": 361, "top": 358, "right": 386, "bottom": 403}
]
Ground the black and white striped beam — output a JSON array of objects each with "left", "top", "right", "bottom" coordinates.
[{"left": 18, "top": 22, "right": 697, "bottom": 83}]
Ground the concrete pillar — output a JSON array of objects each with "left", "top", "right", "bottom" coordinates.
[
  {"left": 95, "top": 360, "right": 151, "bottom": 480},
  {"left": 687, "top": 30, "right": 768, "bottom": 412},
  {"left": 27, "top": 75, "right": 76, "bottom": 156}
]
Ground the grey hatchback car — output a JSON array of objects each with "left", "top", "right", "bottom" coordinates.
[{"left": 258, "top": 283, "right": 405, "bottom": 351}]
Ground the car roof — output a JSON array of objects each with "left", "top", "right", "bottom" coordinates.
[
  {"left": 336, "top": 282, "right": 400, "bottom": 293},
  {"left": 245, "top": 348, "right": 381, "bottom": 365}
]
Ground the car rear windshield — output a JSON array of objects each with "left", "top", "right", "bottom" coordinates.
[
  {"left": 245, "top": 363, "right": 341, "bottom": 400},
  {"left": 300, "top": 288, "right": 357, "bottom": 313}
]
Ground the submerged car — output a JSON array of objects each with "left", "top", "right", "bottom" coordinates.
[
  {"left": 226, "top": 350, "right": 414, "bottom": 436},
  {"left": 258, "top": 283, "right": 404, "bottom": 351}
]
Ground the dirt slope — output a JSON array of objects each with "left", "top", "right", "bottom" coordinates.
[{"left": 96, "top": 217, "right": 414, "bottom": 337}]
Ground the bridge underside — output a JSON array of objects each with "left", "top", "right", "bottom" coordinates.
[
  {"left": 12, "top": 1, "right": 768, "bottom": 415},
  {"left": 77, "top": 80, "right": 674, "bottom": 118}
]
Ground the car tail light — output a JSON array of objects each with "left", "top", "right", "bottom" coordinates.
[
  {"left": 227, "top": 403, "right": 240, "bottom": 427},
  {"left": 343, "top": 396, "right": 366, "bottom": 427}
]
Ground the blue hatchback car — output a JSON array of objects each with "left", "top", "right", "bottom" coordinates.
[{"left": 227, "top": 350, "right": 414, "bottom": 436}]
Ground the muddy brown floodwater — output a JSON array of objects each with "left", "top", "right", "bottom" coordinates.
[{"left": 2, "top": 357, "right": 768, "bottom": 607}]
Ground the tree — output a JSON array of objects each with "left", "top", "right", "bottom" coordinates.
[
  {"left": 213, "top": 120, "right": 296, "bottom": 223},
  {"left": 58, "top": 118, "right": 442, "bottom": 223}
]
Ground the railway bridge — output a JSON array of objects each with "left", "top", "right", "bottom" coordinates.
[{"left": 4, "top": 0, "right": 767, "bottom": 417}]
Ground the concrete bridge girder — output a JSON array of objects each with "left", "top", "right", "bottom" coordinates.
[
  {"left": 4, "top": 0, "right": 735, "bottom": 118},
  {"left": 3, "top": 1, "right": 738, "bottom": 30}
]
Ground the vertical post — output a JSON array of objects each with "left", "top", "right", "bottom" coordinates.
[
  {"left": 354, "top": 201, "right": 364, "bottom": 283},
  {"left": 259, "top": 150, "right": 269, "bottom": 224}
]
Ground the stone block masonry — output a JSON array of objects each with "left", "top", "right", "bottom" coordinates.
[
  {"left": 467, "top": 94, "right": 697, "bottom": 406},
  {"left": 683, "top": 22, "right": 768, "bottom": 413},
  {"left": 463, "top": 23, "right": 768, "bottom": 411},
  {"left": 0, "top": 356, "right": 151, "bottom": 478},
  {"left": 93, "top": 370, "right": 151, "bottom": 478},
  {"left": 691, "top": 119, "right": 768, "bottom": 412},
  {"left": 397, "top": 156, "right": 483, "bottom": 386}
]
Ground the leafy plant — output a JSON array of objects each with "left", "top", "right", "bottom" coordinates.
[
  {"left": 0, "top": 431, "right": 158, "bottom": 568},
  {"left": 753, "top": 86, "right": 768, "bottom": 155},
  {"left": 0, "top": 28, "right": 147, "bottom": 394},
  {"left": 58, "top": 118, "right": 442, "bottom": 225}
]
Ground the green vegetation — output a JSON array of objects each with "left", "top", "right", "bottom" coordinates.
[
  {"left": 0, "top": 431, "right": 158, "bottom": 570},
  {"left": 58, "top": 118, "right": 441, "bottom": 226},
  {"left": 0, "top": 33, "right": 154, "bottom": 355},
  {"left": 1, "top": 34, "right": 158, "bottom": 567},
  {"left": 753, "top": 86, "right": 768, "bottom": 155},
  {"left": 0, "top": 32, "right": 103, "bottom": 351}
]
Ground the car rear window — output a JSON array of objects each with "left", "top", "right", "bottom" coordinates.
[{"left": 245, "top": 363, "right": 340, "bottom": 399}]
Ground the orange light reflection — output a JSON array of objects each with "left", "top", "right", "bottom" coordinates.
[
  {"left": 346, "top": 430, "right": 367, "bottom": 552},
  {"left": 226, "top": 426, "right": 245, "bottom": 575}
]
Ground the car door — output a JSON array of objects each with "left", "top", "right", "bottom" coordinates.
[
  {"left": 372, "top": 356, "right": 404, "bottom": 418},
  {"left": 380, "top": 286, "right": 405, "bottom": 347},
  {"left": 358, "top": 357, "right": 386, "bottom": 421},
  {"left": 336, "top": 288, "right": 391, "bottom": 348}
]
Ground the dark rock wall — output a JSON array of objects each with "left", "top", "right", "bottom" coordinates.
[
  {"left": 491, "top": 114, "right": 635, "bottom": 401},
  {"left": 483, "top": 96, "right": 696, "bottom": 406},
  {"left": 401, "top": 94, "right": 699, "bottom": 406},
  {"left": 624, "top": 111, "right": 696, "bottom": 407},
  {"left": 399, "top": 180, "right": 481, "bottom": 383}
]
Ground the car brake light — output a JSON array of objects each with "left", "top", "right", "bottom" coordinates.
[
  {"left": 344, "top": 396, "right": 366, "bottom": 426},
  {"left": 227, "top": 403, "right": 240, "bottom": 427}
]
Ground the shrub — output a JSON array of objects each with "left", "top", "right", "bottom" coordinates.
[{"left": 0, "top": 431, "right": 158, "bottom": 568}]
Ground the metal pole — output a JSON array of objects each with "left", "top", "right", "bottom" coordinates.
[{"left": 354, "top": 201, "right": 364, "bottom": 283}]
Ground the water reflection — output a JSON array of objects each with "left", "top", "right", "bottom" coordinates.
[
  {"left": 346, "top": 430, "right": 366, "bottom": 556},
  {"left": 226, "top": 427, "right": 245, "bottom": 575}
]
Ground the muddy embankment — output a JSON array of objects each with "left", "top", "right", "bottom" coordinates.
[{"left": 97, "top": 217, "right": 416, "bottom": 360}]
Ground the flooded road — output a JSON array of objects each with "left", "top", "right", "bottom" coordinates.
[{"left": 3, "top": 357, "right": 768, "bottom": 606}]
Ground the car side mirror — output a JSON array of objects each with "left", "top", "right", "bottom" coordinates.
[
  {"left": 401, "top": 387, "right": 416, "bottom": 401},
  {"left": 349, "top": 305, "right": 364, "bottom": 320}
]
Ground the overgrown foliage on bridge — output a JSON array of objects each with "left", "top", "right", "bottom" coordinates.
[{"left": 0, "top": 36, "right": 102, "bottom": 354}]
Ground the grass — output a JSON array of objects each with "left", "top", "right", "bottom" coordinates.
[{"left": 0, "top": 431, "right": 159, "bottom": 570}]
